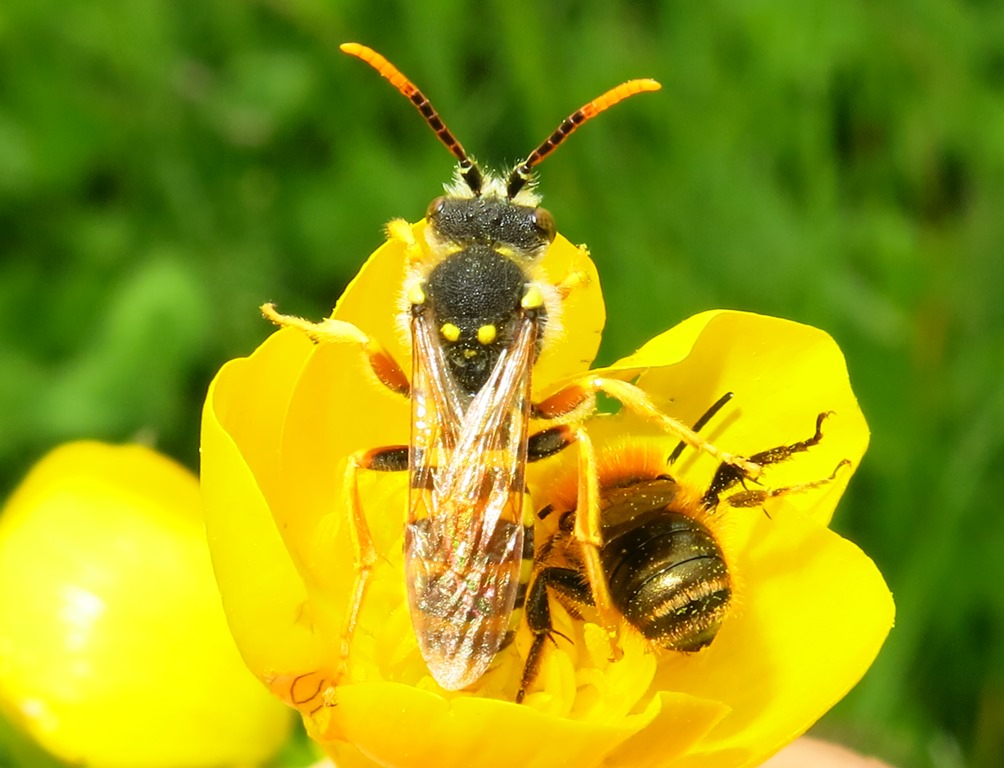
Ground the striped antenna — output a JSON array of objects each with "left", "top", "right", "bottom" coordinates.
[
  {"left": 506, "top": 78, "right": 661, "bottom": 198},
  {"left": 341, "top": 42, "right": 483, "bottom": 195}
]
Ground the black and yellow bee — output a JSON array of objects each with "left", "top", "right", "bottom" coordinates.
[
  {"left": 518, "top": 397, "right": 847, "bottom": 702},
  {"left": 265, "top": 44, "right": 763, "bottom": 693}
]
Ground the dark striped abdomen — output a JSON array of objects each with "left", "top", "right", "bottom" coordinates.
[{"left": 602, "top": 506, "right": 731, "bottom": 652}]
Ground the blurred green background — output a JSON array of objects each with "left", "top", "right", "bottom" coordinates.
[{"left": 2, "top": 1, "right": 1003, "bottom": 766}]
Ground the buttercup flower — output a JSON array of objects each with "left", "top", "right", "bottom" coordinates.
[
  {"left": 0, "top": 442, "right": 291, "bottom": 768},
  {"left": 202, "top": 219, "right": 893, "bottom": 768}
]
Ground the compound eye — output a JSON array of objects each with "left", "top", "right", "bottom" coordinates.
[
  {"left": 531, "top": 207, "right": 557, "bottom": 242},
  {"left": 426, "top": 196, "right": 447, "bottom": 221}
]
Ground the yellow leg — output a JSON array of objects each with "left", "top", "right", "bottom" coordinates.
[
  {"left": 386, "top": 217, "right": 416, "bottom": 248},
  {"left": 554, "top": 269, "right": 591, "bottom": 299},
  {"left": 535, "top": 377, "right": 762, "bottom": 479},
  {"left": 261, "top": 303, "right": 410, "bottom": 395},
  {"left": 333, "top": 452, "right": 380, "bottom": 680},
  {"left": 593, "top": 378, "right": 762, "bottom": 478},
  {"left": 571, "top": 428, "right": 623, "bottom": 658},
  {"left": 386, "top": 217, "right": 428, "bottom": 272},
  {"left": 280, "top": 447, "right": 403, "bottom": 712}
]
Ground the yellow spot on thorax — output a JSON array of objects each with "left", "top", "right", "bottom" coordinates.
[
  {"left": 441, "top": 323, "right": 461, "bottom": 342},
  {"left": 522, "top": 286, "right": 544, "bottom": 310},
  {"left": 477, "top": 325, "right": 497, "bottom": 345},
  {"left": 407, "top": 284, "right": 426, "bottom": 306}
]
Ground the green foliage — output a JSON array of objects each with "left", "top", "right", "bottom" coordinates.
[{"left": 2, "top": 1, "right": 1003, "bottom": 766}]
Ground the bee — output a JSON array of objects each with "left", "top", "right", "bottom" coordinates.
[
  {"left": 518, "top": 394, "right": 849, "bottom": 702},
  {"left": 264, "top": 44, "right": 763, "bottom": 693}
]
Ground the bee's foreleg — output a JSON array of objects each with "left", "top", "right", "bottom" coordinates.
[
  {"left": 553, "top": 268, "right": 591, "bottom": 300},
  {"left": 261, "top": 303, "right": 410, "bottom": 396}
]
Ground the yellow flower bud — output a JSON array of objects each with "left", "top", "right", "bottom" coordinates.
[{"left": 0, "top": 442, "right": 292, "bottom": 768}]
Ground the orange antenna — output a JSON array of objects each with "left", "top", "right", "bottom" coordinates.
[
  {"left": 506, "top": 78, "right": 661, "bottom": 198},
  {"left": 341, "top": 42, "right": 483, "bottom": 195}
]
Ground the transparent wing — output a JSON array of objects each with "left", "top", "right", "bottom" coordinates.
[{"left": 405, "top": 313, "right": 536, "bottom": 690}]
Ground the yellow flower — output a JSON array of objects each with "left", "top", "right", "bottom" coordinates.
[
  {"left": 202, "top": 220, "right": 893, "bottom": 768},
  {"left": 0, "top": 442, "right": 292, "bottom": 768}
]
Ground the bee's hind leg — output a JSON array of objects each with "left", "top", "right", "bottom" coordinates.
[
  {"left": 568, "top": 428, "right": 624, "bottom": 660},
  {"left": 517, "top": 564, "right": 591, "bottom": 703},
  {"left": 702, "top": 411, "right": 847, "bottom": 511},
  {"left": 331, "top": 446, "right": 409, "bottom": 682},
  {"left": 533, "top": 377, "right": 762, "bottom": 479}
]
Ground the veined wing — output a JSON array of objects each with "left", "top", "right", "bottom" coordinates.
[{"left": 405, "top": 312, "right": 537, "bottom": 690}]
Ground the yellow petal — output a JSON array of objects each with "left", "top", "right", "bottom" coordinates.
[
  {"left": 590, "top": 311, "right": 869, "bottom": 525},
  {"left": 331, "top": 225, "right": 413, "bottom": 375},
  {"left": 274, "top": 334, "right": 408, "bottom": 594},
  {"left": 203, "top": 324, "right": 413, "bottom": 700},
  {"left": 0, "top": 442, "right": 290, "bottom": 768},
  {"left": 206, "top": 327, "right": 313, "bottom": 510},
  {"left": 202, "top": 330, "right": 327, "bottom": 688},
  {"left": 314, "top": 682, "right": 723, "bottom": 768},
  {"left": 604, "top": 692, "right": 729, "bottom": 768},
  {"left": 204, "top": 232, "right": 886, "bottom": 768},
  {"left": 531, "top": 232, "right": 605, "bottom": 395},
  {"left": 649, "top": 509, "right": 894, "bottom": 768}
]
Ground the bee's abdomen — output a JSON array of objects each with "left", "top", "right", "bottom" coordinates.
[{"left": 602, "top": 510, "right": 731, "bottom": 652}]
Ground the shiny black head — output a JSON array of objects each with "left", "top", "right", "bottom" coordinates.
[{"left": 426, "top": 196, "right": 556, "bottom": 255}]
